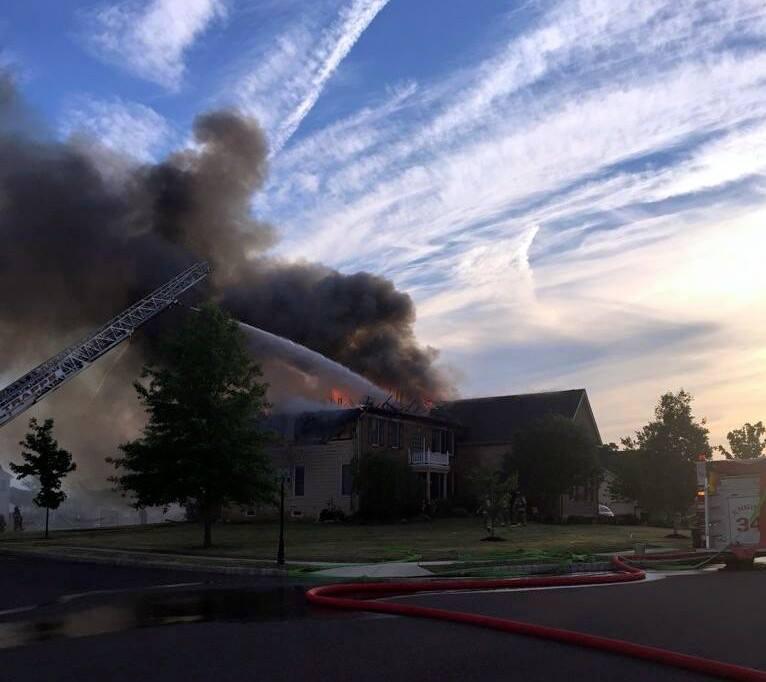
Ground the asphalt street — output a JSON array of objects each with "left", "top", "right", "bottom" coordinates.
[{"left": 0, "top": 554, "right": 763, "bottom": 681}]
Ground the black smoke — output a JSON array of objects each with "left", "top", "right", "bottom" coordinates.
[{"left": 0, "top": 72, "right": 451, "bottom": 478}]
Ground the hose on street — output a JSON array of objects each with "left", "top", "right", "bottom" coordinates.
[{"left": 306, "top": 554, "right": 766, "bottom": 681}]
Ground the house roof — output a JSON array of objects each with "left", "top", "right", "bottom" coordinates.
[
  {"left": 435, "top": 389, "right": 592, "bottom": 444},
  {"left": 266, "top": 404, "right": 458, "bottom": 444}
]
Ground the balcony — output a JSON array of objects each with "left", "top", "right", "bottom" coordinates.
[{"left": 408, "top": 449, "right": 451, "bottom": 469}]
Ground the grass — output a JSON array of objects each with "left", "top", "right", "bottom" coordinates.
[{"left": 0, "top": 518, "right": 691, "bottom": 563}]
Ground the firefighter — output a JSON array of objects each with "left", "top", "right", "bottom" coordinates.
[
  {"left": 12, "top": 506, "right": 23, "bottom": 532},
  {"left": 513, "top": 491, "right": 527, "bottom": 526}
]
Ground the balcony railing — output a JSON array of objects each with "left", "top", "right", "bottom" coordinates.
[{"left": 408, "top": 449, "right": 451, "bottom": 467}]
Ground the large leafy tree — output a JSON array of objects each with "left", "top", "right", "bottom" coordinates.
[
  {"left": 109, "top": 303, "right": 274, "bottom": 548},
  {"left": 506, "top": 415, "right": 598, "bottom": 520},
  {"left": 718, "top": 421, "right": 765, "bottom": 460},
  {"left": 10, "top": 418, "right": 76, "bottom": 538},
  {"left": 611, "top": 390, "right": 711, "bottom": 523}
]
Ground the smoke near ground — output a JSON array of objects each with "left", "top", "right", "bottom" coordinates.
[{"left": 0, "top": 72, "right": 451, "bottom": 480}]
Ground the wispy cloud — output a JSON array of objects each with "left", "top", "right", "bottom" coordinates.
[
  {"left": 60, "top": 95, "right": 173, "bottom": 161},
  {"left": 82, "top": 0, "right": 227, "bottom": 90},
  {"left": 257, "top": 0, "right": 766, "bottom": 441},
  {"left": 233, "top": 0, "right": 390, "bottom": 154}
]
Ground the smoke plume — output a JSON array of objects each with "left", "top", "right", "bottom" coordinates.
[{"left": 0, "top": 73, "right": 450, "bottom": 478}]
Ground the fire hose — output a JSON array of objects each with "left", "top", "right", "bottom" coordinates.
[{"left": 306, "top": 554, "right": 766, "bottom": 681}]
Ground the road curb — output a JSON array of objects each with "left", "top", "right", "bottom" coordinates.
[{"left": 0, "top": 547, "right": 288, "bottom": 577}]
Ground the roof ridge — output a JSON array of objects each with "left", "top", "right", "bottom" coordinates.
[{"left": 444, "top": 388, "right": 586, "bottom": 404}]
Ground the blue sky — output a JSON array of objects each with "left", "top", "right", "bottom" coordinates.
[{"left": 2, "top": 0, "right": 766, "bottom": 445}]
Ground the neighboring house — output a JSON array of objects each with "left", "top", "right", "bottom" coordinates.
[
  {"left": 437, "top": 389, "right": 603, "bottom": 521},
  {"left": 0, "top": 465, "right": 10, "bottom": 526},
  {"left": 599, "top": 469, "right": 640, "bottom": 520},
  {"left": 223, "top": 405, "right": 458, "bottom": 521}
]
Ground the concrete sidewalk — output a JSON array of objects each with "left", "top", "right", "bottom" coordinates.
[{"left": 313, "top": 562, "right": 434, "bottom": 578}]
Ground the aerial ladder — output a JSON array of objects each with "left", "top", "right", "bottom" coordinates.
[{"left": 0, "top": 261, "right": 210, "bottom": 429}]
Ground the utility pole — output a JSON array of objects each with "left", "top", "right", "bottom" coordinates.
[{"left": 277, "top": 474, "right": 285, "bottom": 566}]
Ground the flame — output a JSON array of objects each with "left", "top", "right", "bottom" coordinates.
[{"left": 330, "top": 388, "right": 350, "bottom": 406}]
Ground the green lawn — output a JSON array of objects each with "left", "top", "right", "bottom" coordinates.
[{"left": 0, "top": 518, "right": 691, "bottom": 563}]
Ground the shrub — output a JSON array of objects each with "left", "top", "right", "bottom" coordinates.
[{"left": 319, "top": 498, "right": 347, "bottom": 522}]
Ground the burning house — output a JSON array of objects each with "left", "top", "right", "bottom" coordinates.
[
  {"left": 223, "top": 403, "right": 458, "bottom": 520},
  {"left": 224, "top": 388, "right": 606, "bottom": 523}
]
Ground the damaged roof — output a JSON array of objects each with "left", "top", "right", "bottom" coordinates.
[
  {"left": 266, "top": 404, "right": 458, "bottom": 444},
  {"left": 436, "top": 389, "right": 593, "bottom": 444}
]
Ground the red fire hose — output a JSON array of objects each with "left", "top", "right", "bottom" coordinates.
[{"left": 306, "top": 555, "right": 766, "bottom": 681}]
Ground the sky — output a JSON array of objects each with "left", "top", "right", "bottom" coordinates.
[{"left": 2, "top": 0, "right": 766, "bottom": 447}]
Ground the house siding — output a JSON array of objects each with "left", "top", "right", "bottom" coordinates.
[{"left": 223, "top": 440, "right": 355, "bottom": 521}]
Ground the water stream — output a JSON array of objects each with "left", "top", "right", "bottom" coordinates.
[{"left": 238, "top": 322, "right": 390, "bottom": 408}]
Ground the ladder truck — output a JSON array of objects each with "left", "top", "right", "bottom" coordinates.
[{"left": 0, "top": 261, "right": 210, "bottom": 429}]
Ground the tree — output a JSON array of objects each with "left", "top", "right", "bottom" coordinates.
[
  {"left": 717, "top": 421, "right": 765, "bottom": 460},
  {"left": 10, "top": 418, "right": 76, "bottom": 538},
  {"left": 506, "top": 415, "right": 598, "bottom": 520},
  {"left": 355, "top": 452, "right": 422, "bottom": 521},
  {"left": 611, "top": 390, "right": 711, "bottom": 524},
  {"left": 109, "top": 303, "right": 274, "bottom": 548}
]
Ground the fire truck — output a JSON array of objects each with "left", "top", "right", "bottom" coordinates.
[{"left": 695, "top": 457, "right": 766, "bottom": 565}]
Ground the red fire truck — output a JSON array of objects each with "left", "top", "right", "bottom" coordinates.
[{"left": 695, "top": 457, "right": 766, "bottom": 565}]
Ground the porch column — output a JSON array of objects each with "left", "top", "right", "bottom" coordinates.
[{"left": 426, "top": 469, "right": 431, "bottom": 503}]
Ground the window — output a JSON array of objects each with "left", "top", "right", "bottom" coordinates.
[
  {"left": 294, "top": 465, "right": 305, "bottom": 496},
  {"left": 389, "top": 421, "right": 401, "bottom": 448},
  {"left": 411, "top": 430, "right": 424, "bottom": 451},
  {"left": 368, "top": 418, "right": 384, "bottom": 446},
  {"left": 341, "top": 464, "right": 352, "bottom": 496},
  {"left": 431, "top": 429, "right": 441, "bottom": 452},
  {"left": 431, "top": 429, "right": 450, "bottom": 453}
]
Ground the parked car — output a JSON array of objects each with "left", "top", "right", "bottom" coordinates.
[{"left": 598, "top": 504, "right": 615, "bottom": 520}]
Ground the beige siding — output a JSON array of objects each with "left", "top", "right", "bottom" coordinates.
[
  {"left": 224, "top": 440, "right": 355, "bottom": 521},
  {"left": 224, "top": 411, "right": 457, "bottom": 521}
]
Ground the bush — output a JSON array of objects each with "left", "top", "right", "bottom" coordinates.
[
  {"left": 356, "top": 453, "right": 422, "bottom": 521},
  {"left": 319, "top": 498, "right": 347, "bottom": 523}
]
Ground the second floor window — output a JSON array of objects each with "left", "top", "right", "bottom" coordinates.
[
  {"left": 389, "top": 421, "right": 401, "bottom": 448},
  {"left": 294, "top": 465, "right": 305, "bottom": 496},
  {"left": 432, "top": 429, "right": 449, "bottom": 452},
  {"left": 443, "top": 431, "right": 452, "bottom": 453},
  {"left": 368, "top": 418, "right": 384, "bottom": 446}
]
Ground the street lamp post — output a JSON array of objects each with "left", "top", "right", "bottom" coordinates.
[{"left": 277, "top": 474, "right": 285, "bottom": 566}]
